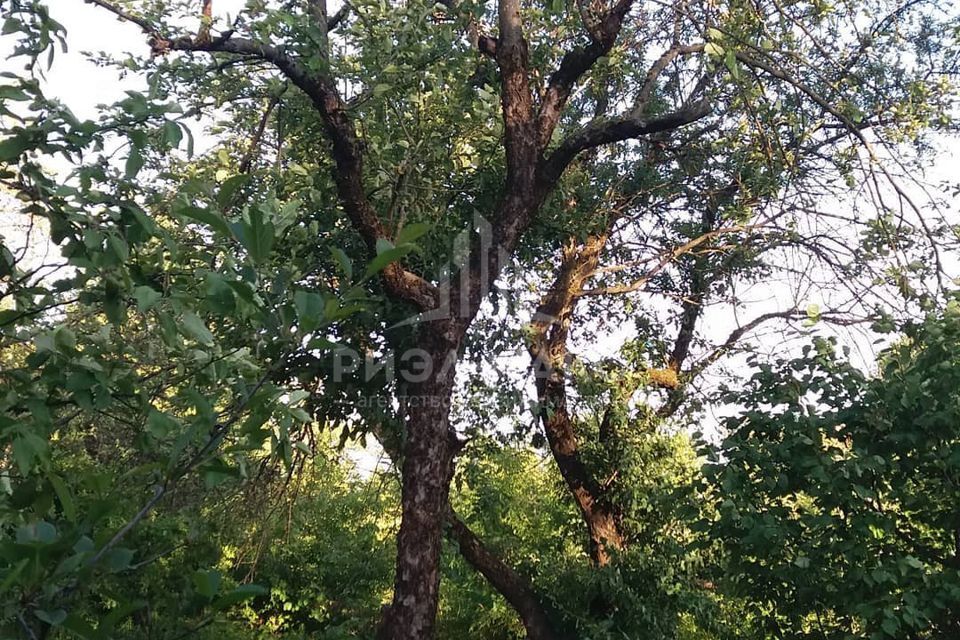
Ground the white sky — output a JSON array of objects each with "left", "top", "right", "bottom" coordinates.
[{"left": 0, "top": 1, "right": 250, "bottom": 117}]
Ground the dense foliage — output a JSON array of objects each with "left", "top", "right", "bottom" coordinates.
[{"left": 710, "top": 305, "right": 960, "bottom": 639}]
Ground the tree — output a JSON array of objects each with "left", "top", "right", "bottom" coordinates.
[
  {"left": 708, "top": 303, "right": 960, "bottom": 638},
  {"left": 0, "top": 0, "right": 957, "bottom": 638}
]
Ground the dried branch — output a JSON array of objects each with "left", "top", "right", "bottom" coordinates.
[
  {"left": 82, "top": 0, "right": 155, "bottom": 33},
  {"left": 636, "top": 43, "right": 705, "bottom": 110},
  {"left": 577, "top": 224, "right": 753, "bottom": 297}
]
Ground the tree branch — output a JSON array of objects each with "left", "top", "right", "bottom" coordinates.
[
  {"left": 326, "top": 4, "right": 349, "bottom": 31},
  {"left": 446, "top": 507, "right": 564, "bottom": 640},
  {"left": 529, "top": 233, "right": 625, "bottom": 566},
  {"left": 238, "top": 89, "right": 285, "bottom": 174},
  {"left": 657, "top": 309, "right": 872, "bottom": 418},
  {"left": 577, "top": 224, "right": 752, "bottom": 298},
  {"left": 436, "top": 0, "right": 497, "bottom": 57},
  {"left": 540, "top": 99, "right": 712, "bottom": 183},
  {"left": 636, "top": 43, "right": 705, "bottom": 110},
  {"left": 537, "top": 0, "right": 636, "bottom": 147},
  {"left": 696, "top": 309, "right": 870, "bottom": 375},
  {"left": 85, "top": 0, "right": 439, "bottom": 310},
  {"left": 667, "top": 182, "right": 738, "bottom": 371},
  {"left": 177, "top": 37, "right": 438, "bottom": 309},
  {"left": 83, "top": 0, "right": 154, "bottom": 33}
]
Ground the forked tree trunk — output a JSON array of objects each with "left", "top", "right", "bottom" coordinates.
[{"left": 368, "top": 410, "right": 563, "bottom": 640}]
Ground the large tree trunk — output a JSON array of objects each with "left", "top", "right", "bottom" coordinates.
[
  {"left": 377, "top": 328, "right": 460, "bottom": 640},
  {"left": 369, "top": 419, "right": 563, "bottom": 640}
]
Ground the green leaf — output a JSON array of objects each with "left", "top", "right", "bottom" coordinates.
[
  {"left": 395, "top": 222, "right": 431, "bottom": 245},
  {"left": 294, "top": 290, "right": 325, "bottom": 333},
  {"left": 17, "top": 521, "right": 58, "bottom": 544},
  {"left": 0, "top": 308, "right": 20, "bottom": 326},
  {"left": 212, "top": 584, "right": 267, "bottom": 610},
  {"left": 236, "top": 206, "right": 275, "bottom": 263},
  {"left": 54, "top": 326, "right": 77, "bottom": 351},
  {"left": 704, "top": 42, "right": 724, "bottom": 58},
  {"left": 881, "top": 616, "right": 899, "bottom": 636},
  {"left": 180, "top": 313, "right": 214, "bottom": 346},
  {"left": 35, "top": 609, "right": 67, "bottom": 626},
  {"left": 0, "top": 85, "right": 30, "bottom": 101},
  {"left": 12, "top": 436, "right": 43, "bottom": 475},
  {"left": 133, "top": 285, "right": 162, "bottom": 312},
  {"left": 0, "top": 242, "right": 13, "bottom": 277},
  {"left": 2, "top": 19, "right": 22, "bottom": 35},
  {"left": 125, "top": 146, "right": 144, "bottom": 178},
  {"left": 105, "top": 547, "right": 135, "bottom": 573},
  {"left": 147, "top": 409, "right": 179, "bottom": 439},
  {"left": 193, "top": 569, "right": 222, "bottom": 599},
  {"left": 306, "top": 336, "right": 347, "bottom": 351},
  {"left": 365, "top": 244, "right": 414, "bottom": 279},
  {"left": 724, "top": 49, "right": 740, "bottom": 79},
  {"left": 330, "top": 246, "right": 353, "bottom": 281},
  {"left": 47, "top": 473, "right": 77, "bottom": 522},
  {"left": 99, "top": 601, "right": 146, "bottom": 634},
  {"left": 0, "top": 559, "right": 28, "bottom": 596},
  {"left": 175, "top": 204, "right": 232, "bottom": 237},
  {"left": 104, "top": 278, "right": 126, "bottom": 325},
  {"left": 204, "top": 272, "right": 236, "bottom": 314},
  {"left": 0, "top": 135, "right": 30, "bottom": 162},
  {"left": 203, "top": 459, "right": 238, "bottom": 487},
  {"left": 163, "top": 120, "right": 183, "bottom": 148},
  {"left": 217, "top": 174, "right": 250, "bottom": 210}
]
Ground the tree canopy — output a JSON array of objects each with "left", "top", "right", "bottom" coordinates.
[{"left": 0, "top": 0, "right": 959, "bottom": 638}]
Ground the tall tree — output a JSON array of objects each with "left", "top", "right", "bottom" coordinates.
[{"left": 0, "top": 0, "right": 957, "bottom": 638}]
